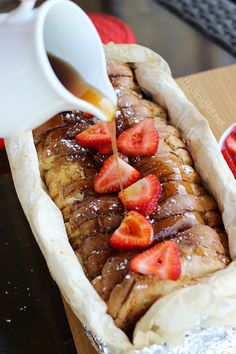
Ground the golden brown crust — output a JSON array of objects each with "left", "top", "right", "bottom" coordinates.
[
  {"left": 106, "top": 59, "right": 133, "bottom": 77},
  {"left": 92, "top": 252, "right": 136, "bottom": 301},
  {"left": 108, "top": 225, "right": 228, "bottom": 333}
]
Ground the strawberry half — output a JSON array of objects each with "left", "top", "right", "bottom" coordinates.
[
  {"left": 118, "top": 174, "right": 161, "bottom": 216},
  {"left": 117, "top": 118, "right": 159, "bottom": 156},
  {"left": 110, "top": 211, "right": 154, "bottom": 250},
  {"left": 94, "top": 155, "right": 140, "bottom": 193},
  {"left": 225, "top": 132, "right": 236, "bottom": 157},
  {"left": 76, "top": 122, "right": 111, "bottom": 147},
  {"left": 130, "top": 240, "right": 181, "bottom": 280},
  {"left": 83, "top": 112, "right": 94, "bottom": 118},
  {"left": 96, "top": 143, "right": 113, "bottom": 154},
  {"left": 222, "top": 147, "right": 236, "bottom": 178}
]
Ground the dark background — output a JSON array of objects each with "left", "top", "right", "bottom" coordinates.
[{"left": 0, "top": 1, "right": 235, "bottom": 354}]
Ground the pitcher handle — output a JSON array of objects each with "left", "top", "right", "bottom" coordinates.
[{"left": 6, "top": 0, "right": 36, "bottom": 23}]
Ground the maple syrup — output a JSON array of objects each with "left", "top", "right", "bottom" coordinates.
[
  {"left": 48, "top": 53, "right": 125, "bottom": 197},
  {"left": 110, "top": 119, "right": 127, "bottom": 212},
  {"left": 109, "top": 120, "right": 124, "bottom": 192},
  {"left": 48, "top": 53, "right": 116, "bottom": 121}
]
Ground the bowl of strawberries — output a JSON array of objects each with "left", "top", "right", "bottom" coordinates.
[{"left": 219, "top": 123, "right": 236, "bottom": 178}]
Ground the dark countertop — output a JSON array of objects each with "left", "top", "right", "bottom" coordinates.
[{"left": 0, "top": 1, "right": 235, "bottom": 354}]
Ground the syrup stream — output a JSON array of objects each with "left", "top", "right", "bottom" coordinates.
[
  {"left": 48, "top": 53, "right": 126, "bottom": 209},
  {"left": 109, "top": 120, "right": 123, "bottom": 191},
  {"left": 109, "top": 120, "right": 127, "bottom": 213}
]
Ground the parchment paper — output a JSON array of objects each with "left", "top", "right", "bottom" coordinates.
[{"left": 5, "top": 44, "right": 236, "bottom": 353}]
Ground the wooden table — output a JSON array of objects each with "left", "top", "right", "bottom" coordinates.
[
  {"left": 63, "top": 64, "right": 236, "bottom": 353},
  {"left": 177, "top": 64, "right": 236, "bottom": 140}
]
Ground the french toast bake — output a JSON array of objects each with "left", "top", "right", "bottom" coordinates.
[{"left": 33, "top": 58, "right": 230, "bottom": 337}]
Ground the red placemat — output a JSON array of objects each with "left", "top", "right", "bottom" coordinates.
[{"left": 88, "top": 13, "right": 136, "bottom": 44}]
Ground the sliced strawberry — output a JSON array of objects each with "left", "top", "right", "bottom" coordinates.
[
  {"left": 222, "top": 147, "right": 236, "bottom": 178},
  {"left": 96, "top": 143, "right": 113, "bottom": 154},
  {"left": 76, "top": 122, "right": 111, "bottom": 147},
  {"left": 117, "top": 118, "right": 159, "bottom": 156},
  {"left": 130, "top": 240, "right": 181, "bottom": 280},
  {"left": 118, "top": 174, "right": 161, "bottom": 216},
  {"left": 225, "top": 132, "right": 236, "bottom": 157},
  {"left": 84, "top": 112, "right": 94, "bottom": 119},
  {"left": 140, "top": 192, "right": 159, "bottom": 216},
  {"left": 110, "top": 211, "right": 154, "bottom": 250},
  {"left": 94, "top": 155, "right": 140, "bottom": 193}
]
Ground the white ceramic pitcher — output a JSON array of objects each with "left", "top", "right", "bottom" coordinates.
[{"left": 0, "top": 0, "right": 116, "bottom": 137}]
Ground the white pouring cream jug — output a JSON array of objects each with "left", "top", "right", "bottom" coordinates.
[{"left": 0, "top": 0, "right": 116, "bottom": 137}]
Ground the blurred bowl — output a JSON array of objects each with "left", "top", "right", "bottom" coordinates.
[{"left": 218, "top": 122, "right": 236, "bottom": 149}]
